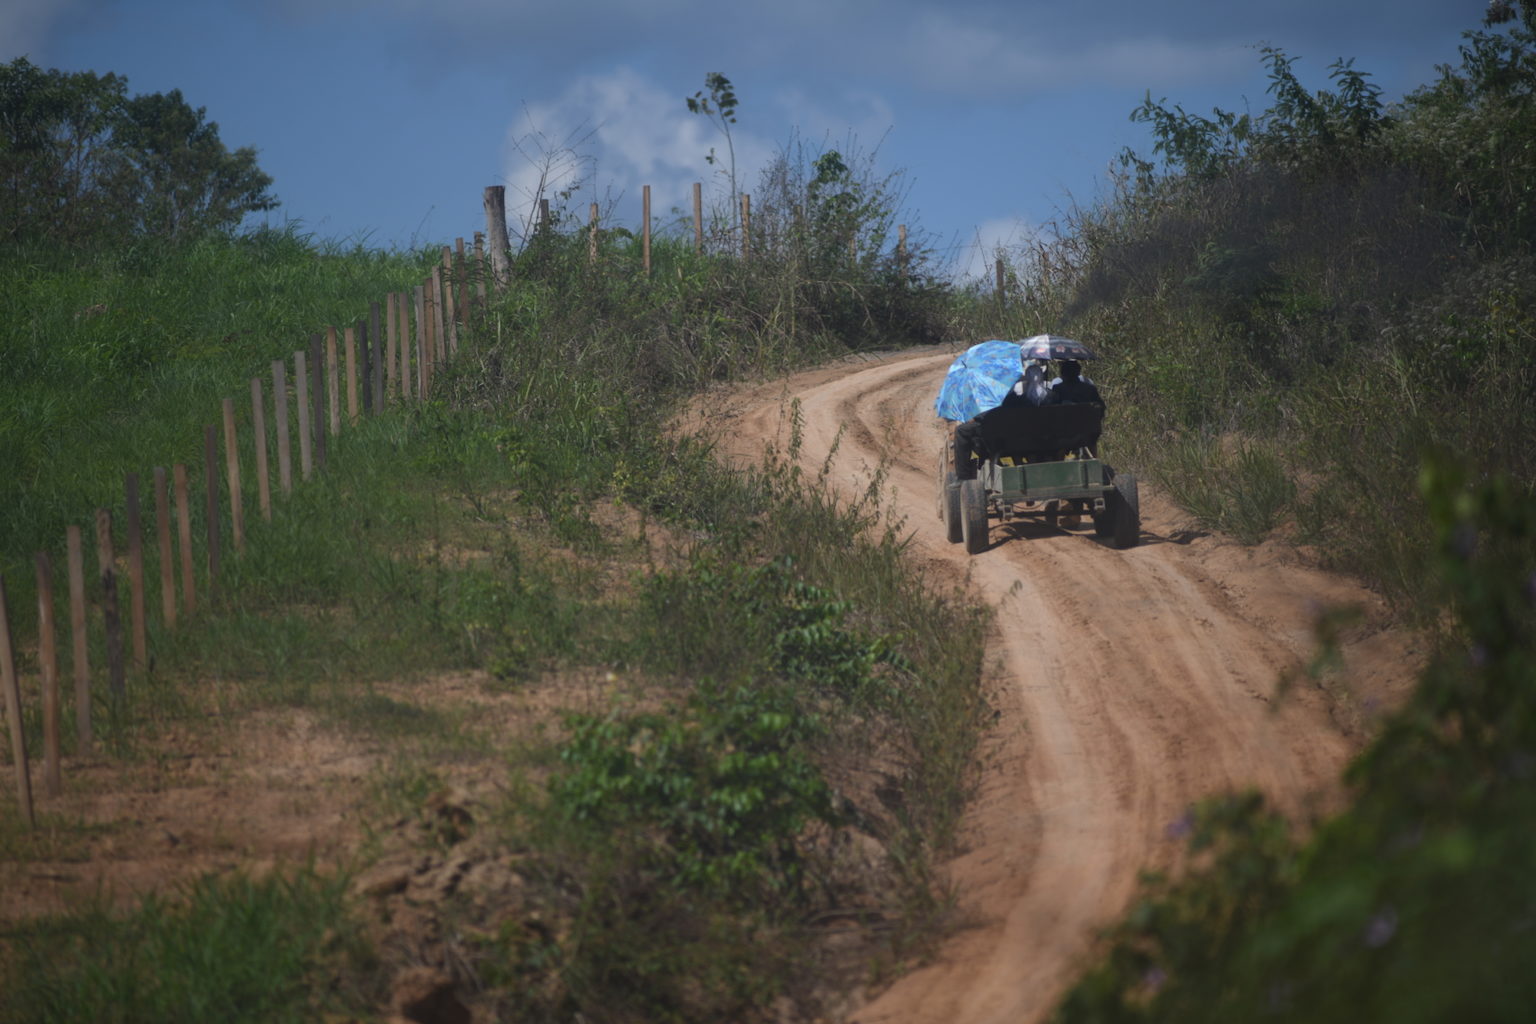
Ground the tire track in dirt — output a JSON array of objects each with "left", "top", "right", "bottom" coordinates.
[{"left": 699, "top": 348, "right": 1414, "bottom": 1024}]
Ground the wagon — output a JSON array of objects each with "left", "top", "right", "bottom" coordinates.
[{"left": 936, "top": 402, "right": 1140, "bottom": 554}]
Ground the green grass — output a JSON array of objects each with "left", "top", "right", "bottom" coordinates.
[
  {"left": 1155, "top": 433, "right": 1295, "bottom": 544},
  {"left": 1, "top": 212, "right": 987, "bottom": 1021},
  {"left": 0, "top": 227, "right": 435, "bottom": 641},
  {"left": 0, "top": 869, "right": 376, "bottom": 1024}
]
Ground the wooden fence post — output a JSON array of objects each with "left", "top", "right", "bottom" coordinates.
[
  {"left": 898, "top": 224, "right": 908, "bottom": 281},
  {"left": 396, "top": 293, "right": 411, "bottom": 401},
  {"left": 589, "top": 203, "right": 599, "bottom": 264},
  {"left": 272, "top": 360, "right": 292, "bottom": 495},
  {"left": 693, "top": 182, "right": 703, "bottom": 254},
  {"left": 173, "top": 465, "right": 195, "bottom": 615},
  {"left": 455, "top": 237, "right": 467, "bottom": 325},
  {"left": 0, "top": 573, "right": 35, "bottom": 827},
  {"left": 294, "top": 351, "right": 312, "bottom": 479},
  {"left": 153, "top": 467, "right": 177, "bottom": 624},
  {"left": 310, "top": 334, "right": 326, "bottom": 468},
  {"left": 203, "top": 426, "right": 221, "bottom": 589},
  {"left": 124, "top": 472, "right": 148, "bottom": 665},
  {"left": 440, "top": 250, "right": 458, "bottom": 355},
  {"left": 385, "top": 297, "right": 397, "bottom": 401},
  {"left": 430, "top": 270, "right": 446, "bottom": 363},
  {"left": 359, "top": 314, "right": 373, "bottom": 415},
  {"left": 415, "top": 286, "right": 430, "bottom": 398},
  {"left": 66, "top": 525, "right": 90, "bottom": 751},
  {"left": 345, "top": 326, "right": 359, "bottom": 424},
  {"left": 95, "top": 508, "right": 126, "bottom": 699},
  {"left": 250, "top": 381, "right": 271, "bottom": 522},
  {"left": 483, "top": 185, "right": 511, "bottom": 291},
  {"left": 474, "top": 233, "right": 487, "bottom": 305},
  {"left": 327, "top": 327, "right": 340, "bottom": 436},
  {"left": 642, "top": 185, "right": 652, "bottom": 277},
  {"left": 995, "top": 257, "right": 1006, "bottom": 314},
  {"left": 220, "top": 402, "right": 244, "bottom": 554},
  {"left": 34, "top": 553, "right": 61, "bottom": 798},
  {"left": 371, "top": 301, "right": 386, "bottom": 405}
]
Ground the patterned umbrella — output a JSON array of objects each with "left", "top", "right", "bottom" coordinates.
[
  {"left": 934, "top": 340, "right": 1026, "bottom": 422},
  {"left": 1017, "top": 334, "right": 1097, "bottom": 362}
]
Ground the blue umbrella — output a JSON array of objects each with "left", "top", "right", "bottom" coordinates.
[{"left": 934, "top": 340, "right": 1025, "bottom": 422}]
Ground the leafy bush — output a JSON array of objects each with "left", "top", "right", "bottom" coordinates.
[
  {"left": 552, "top": 680, "right": 836, "bottom": 899},
  {"left": 1001, "top": 4, "right": 1536, "bottom": 613}
]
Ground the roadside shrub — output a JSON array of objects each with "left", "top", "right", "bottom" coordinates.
[{"left": 1052, "top": 457, "right": 1536, "bottom": 1022}]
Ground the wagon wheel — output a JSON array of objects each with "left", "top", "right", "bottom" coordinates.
[
  {"left": 1109, "top": 473, "right": 1141, "bottom": 549},
  {"left": 938, "top": 445, "right": 963, "bottom": 543},
  {"left": 961, "top": 478, "right": 988, "bottom": 554}
]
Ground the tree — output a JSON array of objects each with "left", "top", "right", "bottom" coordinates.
[
  {"left": 0, "top": 58, "right": 277, "bottom": 245},
  {"left": 685, "top": 72, "right": 741, "bottom": 228}
]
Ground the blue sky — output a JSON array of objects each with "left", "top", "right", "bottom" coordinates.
[{"left": 6, "top": 0, "right": 1486, "bottom": 277}]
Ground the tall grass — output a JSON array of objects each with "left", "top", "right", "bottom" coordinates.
[
  {"left": 0, "top": 226, "right": 433, "bottom": 630},
  {"left": 3, "top": 163, "right": 987, "bottom": 1019},
  {"left": 0, "top": 869, "right": 374, "bottom": 1024}
]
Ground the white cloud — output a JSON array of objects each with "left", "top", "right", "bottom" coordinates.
[
  {"left": 501, "top": 67, "right": 782, "bottom": 238},
  {"left": 954, "top": 216, "right": 1036, "bottom": 282}
]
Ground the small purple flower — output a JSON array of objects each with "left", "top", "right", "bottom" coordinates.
[
  {"left": 1142, "top": 966, "right": 1168, "bottom": 995},
  {"left": 1165, "top": 811, "right": 1194, "bottom": 841},
  {"left": 1365, "top": 906, "right": 1398, "bottom": 949},
  {"left": 1469, "top": 644, "right": 1489, "bottom": 669}
]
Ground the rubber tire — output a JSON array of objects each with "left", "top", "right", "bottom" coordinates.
[
  {"left": 960, "top": 478, "right": 988, "bottom": 554},
  {"left": 1110, "top": 472, "right": 1141, "bottom": 549},
  {"left": 1093, "top": 465, "right": 1118, "bottom": 537},
  {"left": 1092, "top": 506, "right": 1113, "bottom": 536},
  {"left": 942, "top": 470, "right": 963, "bottom": 543}
]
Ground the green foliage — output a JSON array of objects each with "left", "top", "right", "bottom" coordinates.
[
  {"left": 1014, "top": 6, "right": 1536, "bottom": 611},
  {"left": 0, "top": 58, "right": 277, "bottom": 245},
  {"left": 686, "top": 71, "right": 742, "bottom": 214},
  {"left": 634, "top": 555, "right": 911, "bottom": 703},
  {"left": 1052, "top": 460, "right": 1536, "bottom": 1023},
  {"left": 1156, "top": 434, "right": 1295, "bottom": 544},
  {"left": 552, "top": 680, "right": 836, "bottom": 898},
  {"left": 0, "top": 870, "right": 372, "bottom": 1024}
]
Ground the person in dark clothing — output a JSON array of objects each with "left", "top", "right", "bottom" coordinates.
[
  {"left": 1050, "top": 360, "right": 1103, "bottom": 407},
  {"left": 953, "top": 364, "right": 1049, "bottom": 478}
]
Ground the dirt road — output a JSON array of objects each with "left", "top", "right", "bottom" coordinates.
[{"left": 704, "top": 348, "right": 1417, "bottom": 1024}]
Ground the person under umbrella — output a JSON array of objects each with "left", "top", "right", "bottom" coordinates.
[
  {"left": 954, "top": 362, "right": 1051, "bottom": 479},
  {"left": 1050, "top": 359, "right": 1103, "bottom": 407}
]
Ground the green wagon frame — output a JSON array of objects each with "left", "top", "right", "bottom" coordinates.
[{"left": 937, "top": 403, "right": 1140, "bottom": 555}]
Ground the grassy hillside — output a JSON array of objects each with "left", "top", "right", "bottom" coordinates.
[{"left": 0, "top": 163, "right": 987, "bottom": 1020}]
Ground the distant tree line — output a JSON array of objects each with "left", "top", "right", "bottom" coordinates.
[{"left": 0, "top": 57, "right": 277, "bottom": 246}]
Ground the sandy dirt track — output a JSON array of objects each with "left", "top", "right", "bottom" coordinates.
[{"left": 701, "top": 347, "right": 1417, "bottom": 1024}]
